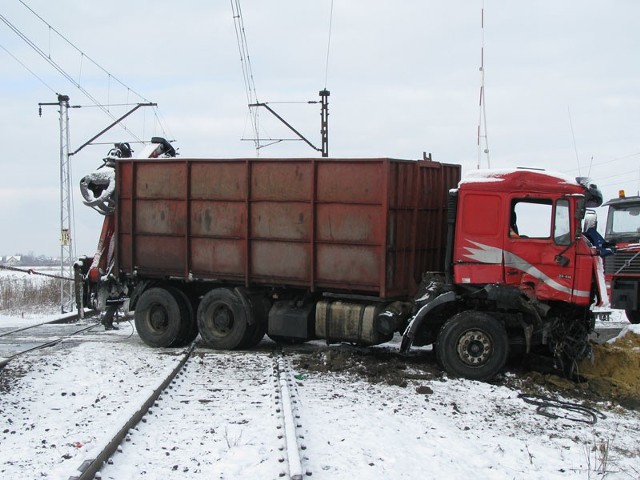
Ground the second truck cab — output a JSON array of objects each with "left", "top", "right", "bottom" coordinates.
[{"left": 603, "top": 193, "right": 640, "bottom": 324}]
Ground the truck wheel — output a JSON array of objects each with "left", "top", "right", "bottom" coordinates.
[
  {"left": 625, "top": 309, "right": 640, "bottom": 325},
  {"left": 134, "top": 287, "right": 182, "bottom": 347},
  {"left": 167, "top": 287, "right": 198, "bottom": 346},
  {"left": 239, "top": 294, "right": 270, "bottom": 348},
  {"left": 436, "top": 311, "right": 509, "bottom": 381},
  {"left": 197, "top": 288, "right": 248, "bottom": 349}
]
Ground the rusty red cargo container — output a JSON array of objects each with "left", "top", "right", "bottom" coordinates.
[{"left": 115, "top": 157, "right": 460, "bottom": 300}]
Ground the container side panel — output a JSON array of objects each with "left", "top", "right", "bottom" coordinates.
[
  {"left": 250, "top": 162, "right": 312, "bottom": 201},
  {"left": 190, "top": 162, "right": 247, "bottom": 200},
  {"left": 388, "top": 162, "right": 416, "bottom": 209},
  {"left": 119, "top": 233, "right": 132, "bottom": 271},
  {"left": 251, "top": 241, "right": 310, "bottom": 281},
  {"left": 388, "top": 210, "right": 417, "bottom": 249},
  {"left": 135, "top": 200, "right": 187, "bottom": 235},
  {"left": 135, "top": 235, "right": 184, "bottom": 272},
  {"left": 118, "top": 205, "right": 132, "bottom": 235},
  {"left": 317, "top": 162, "right": 383, "bottom": 203},
  {"left": 118, "top": 162, "right": 132, "bottom": 199},
  {"left": 415, "top": 163, "right": 461, "bottom": 277},
  {"left": 191, "top": 200, "right": 245, "bottom": 237},
  {"left": 316, "top": 244, "right": 380, "bottom": 287},
  {"left": 135, "top": 163, "right": 186, "bottom": 199},
  {"left": 191, "top": 238, "right": 245, "bottom": 276},
  {"left": 316, "top": 204, "right": 383, "bottom": 243},
  {"left": 251, "top": 202, "right": 311, "bottom": 240}
]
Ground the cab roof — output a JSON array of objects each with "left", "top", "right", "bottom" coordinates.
[{"left": 458, "top": 168, "right": 586, "bottom": 195}]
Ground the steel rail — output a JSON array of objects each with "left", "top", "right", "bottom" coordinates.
[
  {"left": 0, "top": 310, "right": 96, "bottom": 338},
  {"left": 0, "top": 311, "right": 99, "bottom": 369},
  {"left": 273, "top": 355, "right": 306, "bottom": 480},
  {"left": 67, "top": 343, "right": 195, "bottom": 480}
]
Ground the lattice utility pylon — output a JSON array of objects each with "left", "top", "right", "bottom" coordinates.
[{"left": 57, "top": 94, "right": 74, "bottom": 313}]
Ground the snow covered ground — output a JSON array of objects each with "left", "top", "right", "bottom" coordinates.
[{"left": 0, "top": 312, "right": 639, "bottom": 479}]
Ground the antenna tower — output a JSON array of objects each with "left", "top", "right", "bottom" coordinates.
[{"left": 477, "top": 1, "right": 491, "bottom": 169}]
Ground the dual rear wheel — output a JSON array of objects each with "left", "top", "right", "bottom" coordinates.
[
  {"left": 134, "top": 286, "right": 268, "bottom": 349},
  {"left": 134, "top": 287, "right": 198, "bottom": 348},
  {"left": 196, "top": 288, "right": 269, "bottom": 349}
]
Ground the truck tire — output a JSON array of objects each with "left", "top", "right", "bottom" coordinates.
[
  {"left": 435, "top": 311, "right": 509, "bottom": 381},
  {"left": 167, "top": 287, "right": 198, "bottom": 346},
  {"left": 625, "top": 309, "right": 640, "bottom": 325},
  {"left": 239, "top": 294, "right": 269, "bottom": 348},
  {"left": 197, "top": 288, "right": 248, "bottom": 349},
  {"left": 134, "top": 287, "right": 183, "bottom": 347}
]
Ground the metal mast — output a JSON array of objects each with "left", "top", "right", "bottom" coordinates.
[
  {"left": 477, "top": 2, "right": 491, "bottom": 169},
  {"left": 58, "top": 94, "right": 73, "bottom": 312},
  {"left": 320, "top": 89, "right": 330, "bottom": 157}
]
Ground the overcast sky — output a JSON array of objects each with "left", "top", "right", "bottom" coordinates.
[{"left": 1, "top": 0, "right": 639, "bottom": 258}]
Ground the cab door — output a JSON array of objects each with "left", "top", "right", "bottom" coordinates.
[{"left": 504, "top": 197, "right": 581, "bottom": 303}]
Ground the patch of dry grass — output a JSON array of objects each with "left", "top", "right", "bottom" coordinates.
[{"left": 0, "top": 276, "right": 60, "bottom": 313}]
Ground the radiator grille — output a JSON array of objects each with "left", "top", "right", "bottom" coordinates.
[{"left": 604, "top": 251, "right": 640, "bottom": 275}]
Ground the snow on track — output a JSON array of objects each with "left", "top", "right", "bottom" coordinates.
[
  {"left": 98, "top": 351, "right": 285, "bottom": 479},
  {"left": 1, "top": 324, "right": 639, "bottom": 479}
]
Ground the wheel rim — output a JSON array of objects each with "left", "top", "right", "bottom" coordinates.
[
  {"left": 456, "top": 329, "right": 493, "bottom": 367},
  {"left": 147, "top": 304, "right": 169, "bottom": 333},
  {"left": 206, "top": 303, "right": 235, "bottom": 338}
]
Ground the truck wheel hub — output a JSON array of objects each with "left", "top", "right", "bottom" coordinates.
[
  {"left": 149, "top": 306, "right": 169, "bottom": 331},
  {"left": 212, "top": 306, "right": 233, "bottom": 334},
  {"left": 457, "top": 330, "right": 492, "bottom": 366}
]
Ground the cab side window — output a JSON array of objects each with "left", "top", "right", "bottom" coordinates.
[
  {"left": 510, "top": 199, "right": 552, "bottom": 238},
  {"left": 553, "top": 199, "right": 571, "bottom": 245}
]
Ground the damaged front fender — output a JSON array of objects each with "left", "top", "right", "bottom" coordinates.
[{"left": 400, "top": 291, "right": 458, "bottom": 352}]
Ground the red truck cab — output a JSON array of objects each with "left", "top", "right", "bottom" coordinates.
[{"left": 453, "top": 169, "right": 605, "bottom": 306}]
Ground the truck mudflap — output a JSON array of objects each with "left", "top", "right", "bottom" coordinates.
[{"left": 400, "top": 291, "right": 457, "bottom": 352}]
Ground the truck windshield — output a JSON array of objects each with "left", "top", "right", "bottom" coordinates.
[{"left": 605, "top": 204, "right": 640, "bottom": 241}]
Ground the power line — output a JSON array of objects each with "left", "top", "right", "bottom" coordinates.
[
  {"left": 323, "top": 0, "right": 335, "bottom": 89},
  {"left": 231, "top": 0, "right": 260, "bottom": 152},
  {"left": 0, "top": 11, "right": 143, "bottom": 143},
  {"left": 562, "top": 151, "right": 640, "bottom": 174},
  {"left": 17, "top": 0, "right": 150, "bottom": 104},
  {"left": 0, "top": 41, "right": 56, "bottom": 94}
]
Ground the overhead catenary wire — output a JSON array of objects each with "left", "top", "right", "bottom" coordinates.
[
  {"left": 0, "top": 11, "right": 143, "bottom": 143},
  {"left": 0, "top": 41, "right": 56, "bottom": 94},
  {"left": 3, "top": 3, "right": 172, "bottom": 142},
  {"left": 17, "top": 0, "right": 151, "bottom": 104},
  {"left": 231, "top": 0, "right": 260, "bottom": 153},
  {"left": 323, "top": 0, "right": 335, "bottom": 89},
  {"left": 562, "top": 151, "right": 640, "bottom": 174}
]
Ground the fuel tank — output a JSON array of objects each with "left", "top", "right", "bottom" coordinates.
[{"left": 315, "top": 300, "right": 392, "bottom": 346}]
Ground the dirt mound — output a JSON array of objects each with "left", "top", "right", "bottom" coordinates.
[
  {"left": 578, "top": 327, "right": 640, "bottom": 405},
  {"left": 293, "top": 346, "right": 441, "bottom": 388}
]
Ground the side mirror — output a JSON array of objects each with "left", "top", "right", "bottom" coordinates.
[{"left": 555, "top": 254, "right": 570, "bottom": 267}]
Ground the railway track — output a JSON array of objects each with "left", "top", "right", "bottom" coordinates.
[
  {"left": 0, "top": 310, "right": 98, "bottom": 369},
  {"left": 67, "top": 347, "right": 310, "bottom": 480}
]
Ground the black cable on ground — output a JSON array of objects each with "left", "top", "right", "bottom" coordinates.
[{"left": 518, "top": 393, "right": 606, "bottom": 425}]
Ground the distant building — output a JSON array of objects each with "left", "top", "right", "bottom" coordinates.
[{"left": 5, "top": 255, "right": 22, "bottom": 266}]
